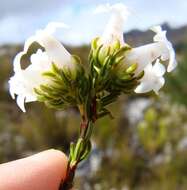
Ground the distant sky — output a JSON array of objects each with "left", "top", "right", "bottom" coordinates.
[{"left": 0, "top": 0, "right": 186, "bottom": 45}]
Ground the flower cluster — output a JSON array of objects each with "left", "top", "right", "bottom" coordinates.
[
  {"left": 9, "top": 3, "right": 177, "bottom": 113},
  {"left": 93, "top": 3, "right": 177, "bottom": 95}
]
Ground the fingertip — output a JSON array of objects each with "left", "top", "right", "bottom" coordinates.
[
  {"left": 39, "top": 149, "right": 68, "bottom": 179},
  {"left": 0, "top": 149, "right": 68, "bottom": 190}
]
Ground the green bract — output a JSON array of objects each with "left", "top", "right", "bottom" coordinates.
[
  {"left": 88, "top": 38, "right": 144, "bottom": 119},
  {"left": 34, "top": 56, "right": 88, "bottom": 109}
]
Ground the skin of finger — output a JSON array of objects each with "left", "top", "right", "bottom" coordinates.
[{"left": 0, "top": 149, "right": 68, "bottom": 190}]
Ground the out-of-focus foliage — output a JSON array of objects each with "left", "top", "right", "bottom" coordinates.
[
  {"left": 166, "top": 39, "right": 187, "bottom": 105},
  {"left": 85, "top": 95, "right": 187, "bottom": 190},
  {"left": 0, "top": 36, "right": 187, "bottom": 190},
  {"left": 137, "top": 97, "right": 186, "bottom": 154}
]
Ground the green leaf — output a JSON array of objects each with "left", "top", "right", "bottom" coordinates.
[
  {"left": 72, "top": 55, "right": 81, "bottom": 64},
  {"left": 94, "top": 65, "right": 100, "bottom": 74},
  {"left": 69, "top": 142, "right": 75, "bottom": 161},
  {"left": 97, "top": 108, "right": 114, "bottom": 119},
  {"left": 126, "top": 63, "right": 138, "bottom": 74},
  {"left": 136, "top": 70, "right": 144, "bottom": 80},
  {"left": 51, "top": 63, "right": 61, "bottom": 76},
  {"left": 73, "top": 138, "right": 84, "bottom": 160},
  {"left": 91, "top": 37, "right": 99, "bottom": 50},
  {"left": 113, "top": 45, "right": 131, "bottom": 58},
  {"left": 42, "top": 71, "right": 56, "bottom": 78},
  {"left": 79, "top": 140, "right": 92, "bottom": 162}
]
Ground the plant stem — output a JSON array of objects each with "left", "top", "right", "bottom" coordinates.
[
  {"left": 59, "top": 121, "right": 91, "bottom": 190},
  {"left": 59, "top": 97, "right": 97, "bottom": 190},
  {"left": 58, "top": 163, "right": 76, "bottom": 190}
]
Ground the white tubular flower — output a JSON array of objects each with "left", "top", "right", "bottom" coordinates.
[
  {"left": 125, "top": 25, "right": 177, "bottom": 74},
  {"left": 9, "top": 22, "right": 73, "bottom": 112},
  {"left": 95, "top": 3, "right": 129, "bottom": 46},
  {"left": 135, "top": 59, "right": 166, "bottom": 94}
]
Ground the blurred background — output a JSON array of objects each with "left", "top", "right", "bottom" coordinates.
[{"left": 0, "top": 0, "right": 187, "bottom": 189}]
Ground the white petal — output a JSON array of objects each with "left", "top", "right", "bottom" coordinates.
[
  {"left": 9, "top": 78, "right": 16, "bottom": 99},
  {"left": 13, "top": 22, "right": 70, "bottom": 73},
  {"left": 151, "top": 25, "right": 162, "bottom": 33},
  {"left": 94, "top": 3, "right": 129, "bottom": 19},
  {"left": 153, "top": 59, "right": 166, "bottom": 77},
  {"left": 135, "top": 62, "right": 165, "bottom": 94},
  {"left": 25, "top": 96, "right": 37, "bottom": 103},
  {"left": 151, "top": 25, "right": 167, "bottom": 42},
  {"left": 125, "top": 42, "right": 164, "bottom": 74},
  {"left": 9, "top": 58, "right": 45, "bottom": 112},
  {"left": 154, "top": 30, "right": 167, "bottom": 42},
  {"left": 13, "top": 36, "right": 36, "bottom": 72},
  {"left": 168, "top": 58, "right": 177, "bottom": 72},
  {"left": 35, "top": 32, "right": 71, "bottom": 68},
  {"left": 95, "top": 3, "right": 129, "bottom": 45},
  {"left": 135, "top": 63, "right": 154, "bottom": 93},
  {"left": 151, "top": 25, "right": 177, "bottom": 72},
  {"left": 167, "top": 42, "right": 177, "bottom": 72},
  {"left": 16, "top": 95, "right": 26, "bottom": 112},
  {"left": 153, "top": 77, "right": 165, "bottom": 94},
  {"left": 135, "top": 75, "right": 164, "bottom": 94},
  {"left": 29, "top": 49, "right": 51, "bottom": 71},
  {"left": 135, "top": 81, "right": 153, "bottom": 93}
]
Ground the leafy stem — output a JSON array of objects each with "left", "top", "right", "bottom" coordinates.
[{"left": 59, "top": 97, "right": 97, "bottom": 190}]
